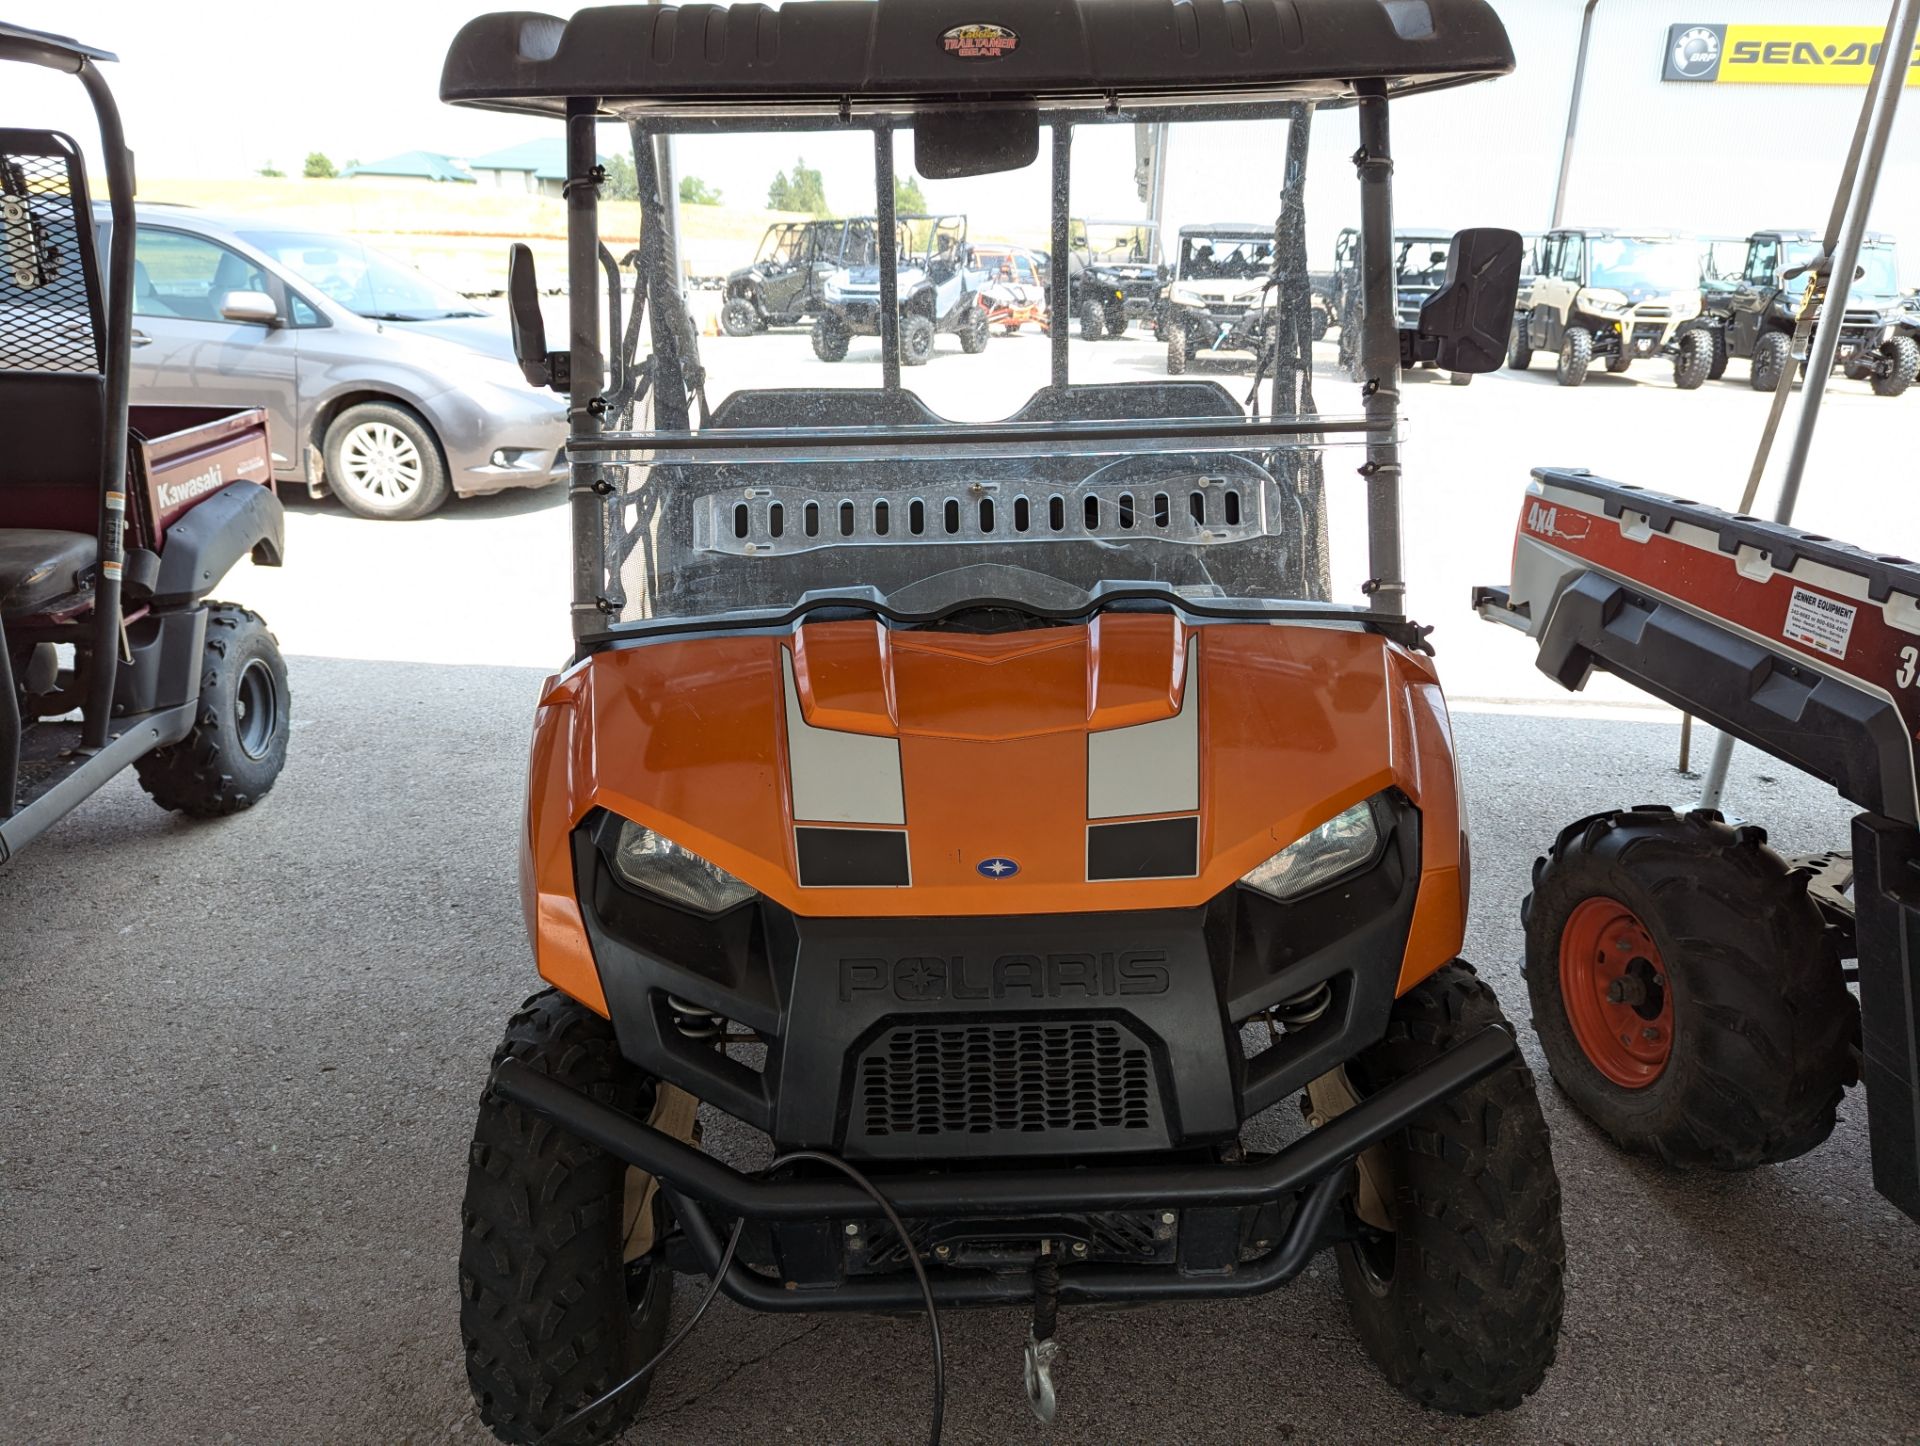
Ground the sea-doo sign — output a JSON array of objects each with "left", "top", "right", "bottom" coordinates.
[{"left": 1663, "top": 22, "right": 1920, "bottom": 86}]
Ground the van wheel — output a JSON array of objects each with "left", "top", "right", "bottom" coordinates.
[
  {"left": 1555, "top": 327, "right": 1592, "bottom": 387},
  {"left": 1523, "top": 807, "right": 1855, "bottom": 1168},
  {"left": 1673, "top": 328, "right": 1714, "bottom": 390},
  {"left": 134, "top": 604, "right": 290, "bottom": 817},
  {"left": 1332, "top": 962, "right": 1565, "bottom": 1415},
  {"left": 324, "top": 402, "right": 450, "bottom": 520},
  {"left": 1750, "top": 330, "right": 1794, "bottom": 392},
  {"left": 461, "top": 990, "right": 676, "bottom": 1446},
  {"left": 1871, "top": 334, "right": 1919, "bottom": 396},
  {"left": 720, "top": 296, "right": 759, "bottom": 337},
  {"left": 900, "top": 313, "right": 936, "bottom": 366},
  {"left": 810, "top": 313, "right": 850, "bottom": 363}
]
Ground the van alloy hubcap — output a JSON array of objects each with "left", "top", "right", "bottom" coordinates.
[
  {"left": 340, "top": 422, "right": 423, "bottom": 500},
  {"left": 1559, "top": 895, "right": 1673, "bottom": 1088}
]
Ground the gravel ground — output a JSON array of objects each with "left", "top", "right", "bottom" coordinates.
[{"left": 3, "top": 655, "right": 1915, "bottom": 1445}]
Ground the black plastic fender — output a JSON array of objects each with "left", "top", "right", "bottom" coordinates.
[{"left": 151, "top": 481, "right": 284, "bottom": 608}]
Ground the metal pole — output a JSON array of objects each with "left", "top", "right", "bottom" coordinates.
[
  {"left": 1699, "top": 0, "right": 1918, "bottom": 812},
  {"left": 1147, "top": 122, "right": 1169, "bottom": 247},
  {"left": 1050, "top": 122, "right": 1072, "bottom": 391},
  {"left": 565, "top": 99, "right": 608, "bottom": 650},
  {"left": 874, "top": 125, "right": 901, "bottom": 390},
  {"left": 81, "top": 59, "right": 135, "bottom": 751},
  {"left": 1550, "top": 0, "right": 1602, "bottom": 229},
  {"left": 1353, "top": 85, "right": 1404, "bottom": 617}
]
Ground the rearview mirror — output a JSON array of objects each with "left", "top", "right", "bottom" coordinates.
[
  {"left": 220, "top": 290, "right": 279, "bottom": 326},
  {"left": 507, "top": 243, "right": 559, "bottom": 390},
  {"left": 1405, "top": 227, "right": 1523, "bottom": 375},
  {"left": 914, "top": 108, "right": 1040, "bottom": 179}
]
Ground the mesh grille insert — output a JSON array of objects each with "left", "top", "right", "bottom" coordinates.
[
  {"left": 1, "top": 144, "right": 102, "bottom": 375},
  {"left": 856, "top": 1020, "right": 1155, "bottom": 1139}
]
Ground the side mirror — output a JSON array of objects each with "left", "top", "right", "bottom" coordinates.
[
  {"left": 220, "top": 290, "right": 280, "bottom": 326},
  {"left": 507, "top": 243, "right": 564, "bottom": 390},
  {"left": 1405, "top": 227, "right": 1523, "bottom": 375}
]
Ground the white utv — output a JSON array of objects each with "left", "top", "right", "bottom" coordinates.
[{"left": 813, "top": 213, "right": 989, "bottom": 366}]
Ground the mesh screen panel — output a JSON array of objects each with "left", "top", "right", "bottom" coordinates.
[{"left": 1, "top": 144, "right": 103, "bottom": 375}]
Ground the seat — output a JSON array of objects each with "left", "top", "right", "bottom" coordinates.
[{"left": 0, "top": 529, "right": 97, "bottom": 618}]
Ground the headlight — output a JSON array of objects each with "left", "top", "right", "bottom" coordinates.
[
  {"left": 1171, "top": 286, "right": 1204, "bottom": 306},
  {"left": 1579, "top": 289, "right": 1631, "bottom": 317},
  {"left": 1239, "top": 800, "right": 1381, "bottom": 903},
  {"left": 611, "top": 820, "right": 756, "bottom": 914}
]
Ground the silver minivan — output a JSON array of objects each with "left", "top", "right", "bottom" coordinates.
[{"left": 102, "top": 205, "right": 567, "bottom": 519}]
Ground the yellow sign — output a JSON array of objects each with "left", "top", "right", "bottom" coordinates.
[{"left": 1663, "top": 23, "right": 1920, "bottom": 86}]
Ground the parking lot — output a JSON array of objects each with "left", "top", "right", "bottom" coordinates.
[{"left": 5, "top": 332, "right": 1919, "bottom": 1443}]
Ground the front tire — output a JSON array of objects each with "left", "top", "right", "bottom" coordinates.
[
  {"left": 1333, "top": 963, "right": 1564, "bottom": 1416},
  {"left": 1507, "top": 314, "right": 1534, "bottom": 370},
  {"left": 1555, "top": 326, "right": 1592, "bottom": 387},
  {"left": 134, "top": 604, "right": 290, "bottom": 817},
  {"left": 461, "top": 991, "right": 676, "bottom": 1446},
  {"left": 1079, "top": 299, "right": 1106, "bottom": 342},
  {"left": 720, "top": 296, "right": 759, "bottom": 337},
  {"left": 1673, "top": 327, "right": 1714, "bottom": 390},
  {"left": 324, "top": 402, "right": 450, "bottom": 520},
  {"left": 1870, "top": 334, "right": 1919, "bottom": 396},
  {"left": 958, "top": 305, "right": 990, "bottom": 355},
  {"left": 1167, "top": 326, "right": 1188, "bottom": 374},
  {"left": 810, "top": 313, "right": 850, "bottom": 363},
  {"left": 1448, "top": 370, "right": 1473, "bottom": 387},
  {"left": 1522, "top": 807, "right": 1855, "bottom": 1169},
  {"left": 1604, "top": 350, "right": 1632, "bottom": 375},
  {"left": 1104, "top": 301, "right": 1129, "bottom": 337},
  {"left": 900, "top": 312, "right": 936, "bottom": 366},
  {"left": 1750, "top": 329, "right": 1794, "bottom": 392}
]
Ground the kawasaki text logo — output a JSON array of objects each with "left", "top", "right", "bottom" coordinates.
[{"left": 157, "top": 464, "right": 225, "bottom": 511}]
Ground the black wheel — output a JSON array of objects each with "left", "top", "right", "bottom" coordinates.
[
  {"left": 1604, "top": 350, "right": 1632, "bottom": 375},
  {"left": 1104, "top": 300, "right": 1129, "bottom": 336},
  {"left": 1447, "top": 370, "right": 1473, "bottom": 387},
  {"left": 1750, "top": 329, "right": 1794, "bottom": 392},
  {"left": 1310, "top": 303, "right": 1332, "bottom": 343},
  {"left": 1673, "top": 327, "right": 1714, "bottom": 391},
  {"left": 134, "top": 604, "right": 290, "bottom": 818},
  {"left": 1555, "top": 326, "right": 1592, "bottom": 388},
  {"left": 462, "top": 990, "right": 677, "bottom": 1446},
  {"left": 1871, "top": 334, "right": 1919, "bottom": 397},
  {"left": 1707, "top": 328, "right": 1729, "bottom": 380},
  {"left": 720, "top": 296, "right": 759, "bottom": 337},
  {"left": 1507, "top": 315, "right": 1534, "bottom": 370},
  {"left": 1166, "top": 326, "right": 1188, "bottom": 375},
  {"left": 810, "top": 313, "right": 849, "bottom": 363},
  {"left": 1522, "top": 807, "right": 1855, "bottom": 1169},
  {"left": 1079, "top": 299, "right": 1106, "bottom": 342},
  {"left": 323, "top": 401, "right": 450, "bottom": 520},
  {"left": 958, "top": 304, "right": 990, "bottom": 355},
  {"left": 900, "top": 313, "right": 936, "bottom": 366},
  {"left": 1332, "top": 962, "right": 1564, "bottom": 1416}
]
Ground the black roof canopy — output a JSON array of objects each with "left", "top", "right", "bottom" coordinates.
[{"left": 440, "top": 0, "right": 1515, "bottom": 121}]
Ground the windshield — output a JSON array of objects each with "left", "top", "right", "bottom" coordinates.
[
  {"left": 583, "top": 109, "right": 1366, "bottom": 634},
  {"left": 237, "top": 230, "right": 483, "bottom": 320},
  {"left": 1395, "top": 237, "right": 1451, "bottom": 286},
  {"left": 1784, "top": 241, "right": 1902, "bottom": 299},
  {"left": 1177, "top": 234, "right": 1273, "bottom": 281},
  {"left": 757, "top": 223, "right": 812, "bottom": 266},
  {"left": 1587, "top": 238, "right": 1700, "bottom": 294},
  {"left": 1073, "top": 221, "right": 1156, "bottom": 264}
]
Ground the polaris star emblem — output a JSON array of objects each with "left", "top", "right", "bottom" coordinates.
[
  {"left": 977, "top": 857, "right": 1020, "bottom": 878},
  {"left": 943, "top": 23, "right": 1019, "bottom": 60}
]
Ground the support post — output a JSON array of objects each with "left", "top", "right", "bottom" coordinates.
[
  {"left": 566, "top": 99, "right": 608, "bottom": 651},
  {"left": 1353, "top": 86, "right": 1403, "bottom": 617},
  {"left": 1050, "top": 121, "right": 1072, "bottom": 392},
  {"left": 874, "top": 125, "right": 901, "bottom": 391},
  {"left": 1550, "top": 1, "right": 1601, "bottom": 229}
]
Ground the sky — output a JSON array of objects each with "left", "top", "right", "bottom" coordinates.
[{"left": 7, "top": 2, "right": 1920, "bottom": 274}]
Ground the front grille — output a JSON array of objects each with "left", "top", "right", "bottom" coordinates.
[{"left": 853, "top": 1020, "right": 1160, "bottom": 1150}]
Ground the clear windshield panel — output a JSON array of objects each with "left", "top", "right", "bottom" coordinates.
[
  {"left": 1783, "top": 241, "right": 1901, "bottom": 299},
  {"left": 602, "top": 106, "right": 1366, "bottom": 629},
  {"left": 1586, "top": 238, "right": 1700, "bottom": 294},
  {"left": 1396, "top": 237, "right": 1452, "bottom": 285},
  {"left": 236, "top": 231, "right": 482, "bottom": 320}
]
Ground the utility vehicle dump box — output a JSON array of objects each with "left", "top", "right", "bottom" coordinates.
[
  {"left": 129, "top": 405, "right": 275, "bottom": 542},
  {"left": 1477, "top": 471, "right": 1920, "bottom": 1222}
]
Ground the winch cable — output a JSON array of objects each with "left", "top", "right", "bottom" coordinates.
[{"left": 539, "top": 1148, "right": 946, "bottom": 1446}]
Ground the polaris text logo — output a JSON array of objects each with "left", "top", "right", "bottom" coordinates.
[
  {"left": 839, "top": 950, "right": 1171, "bottom": 1003},
  {"left": 157, "top": 464, "right": 225, "bottom": 511}
]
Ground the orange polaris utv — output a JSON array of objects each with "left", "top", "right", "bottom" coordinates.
[{"left": 441, "top": 3, "right": 1560, "bottom": 1441}]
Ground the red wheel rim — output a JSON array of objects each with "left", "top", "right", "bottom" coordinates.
[{"left": 1559, "top": 896, "right": 1673, "bottom": 1088}]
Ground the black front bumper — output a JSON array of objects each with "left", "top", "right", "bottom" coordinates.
[{"left": 575, "top": 798, "right": 1423, "bottom": 1163}]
